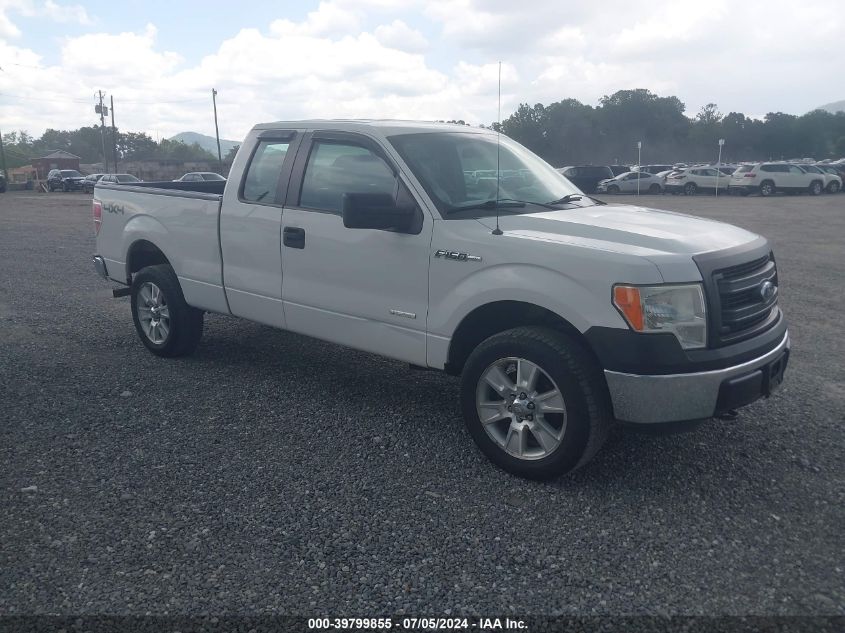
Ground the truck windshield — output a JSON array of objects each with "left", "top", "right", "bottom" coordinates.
[{"left": 388, "top": 132, "right": 585, "bottom": 217}]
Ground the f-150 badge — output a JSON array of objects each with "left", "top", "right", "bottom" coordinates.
[{"left": 434, "top": 249, "right": 482, "bottom": 262}]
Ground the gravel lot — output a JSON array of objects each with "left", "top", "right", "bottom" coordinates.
[{"left": 0, "top": 190, "right": 842, "bottom": 617}]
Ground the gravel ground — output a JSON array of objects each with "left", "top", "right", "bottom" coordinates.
[{"left": 0, "top": 190, "right": 842, "bottom": 617}]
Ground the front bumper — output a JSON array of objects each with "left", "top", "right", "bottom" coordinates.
[
  {"left": 604, "top": 331, "right": 790, "bottom": 424},
  {"left": 92, "top": 255, "right": 109, "bottom": 280}
]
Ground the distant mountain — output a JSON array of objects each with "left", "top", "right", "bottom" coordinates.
[
  {"left": 169, "top": 132, "right": 240, "bottom": 155},
  {"left": 814, "top": 100, "right": 845, "bottom": 114}
]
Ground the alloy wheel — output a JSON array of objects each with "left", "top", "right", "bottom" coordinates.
[
  {"left": 475, "top": 357, "right": 567, "bottom": 460},
  {"left": 135, "top": 282, "right": 171, "bottom": 344}
]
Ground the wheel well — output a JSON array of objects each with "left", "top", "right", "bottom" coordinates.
[
  {"left": 126, "top": 240, "right": 170, "bottom": 282},
  {"left": 444, "top": 301, "right": 595, "bottom": 376}
]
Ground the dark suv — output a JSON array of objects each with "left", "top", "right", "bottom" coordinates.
[
  {"left": 556, "top": 165, "right": 615, "bottom": 193},
  {"left": 81, "top": 174, "right": 105, "bottom": 194},
  {"left": 0, "top": 173, "right": 6, "bottom": 193},
  {"left": 47, "top": 169, "right": 85, "bottom": 192}
]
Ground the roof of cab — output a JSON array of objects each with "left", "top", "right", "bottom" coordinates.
[{"left": 252, "top": 119, "right": 490, "bottom": 137}]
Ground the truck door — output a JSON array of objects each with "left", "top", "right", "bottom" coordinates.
[
  {"left": 219, "top": 131, "right": 301, "bottom": 328},
  {"left": 280, "top": 131, "right": 432, "bottom": 365}
]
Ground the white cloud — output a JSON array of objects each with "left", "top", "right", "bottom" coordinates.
[
  {"left": 0, "top": 0, "right": 90, "bottom": 37},
  {"left": 1, "top": 0, "right": 843, "bottom": 142},
  {"left": 374, "top": 19, "right": 428, "bottom": 52}
]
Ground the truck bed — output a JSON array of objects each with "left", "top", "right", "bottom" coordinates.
[{"left": 94, "top": 181, "right": 229, "bottom": 315}]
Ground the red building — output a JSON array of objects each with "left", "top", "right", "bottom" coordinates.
[{"left": 31, "top": 150, "right": 81, "bottom": 180}]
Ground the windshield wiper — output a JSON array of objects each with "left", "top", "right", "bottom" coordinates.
[
  {"left": 546, "top": 194, "right": 584, "bottom": 205},
  {"left": 445, "top": 199, "right": 525, "bottom": 214}
]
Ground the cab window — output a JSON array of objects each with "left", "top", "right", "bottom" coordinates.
[
  {"left": 299, "top": 141, "right": 396, "bottom": 213},
  {"left": 241, "top": 141, "right": 290, "bottom": 204}
]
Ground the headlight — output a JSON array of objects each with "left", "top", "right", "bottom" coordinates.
[{"left": 613, "top": 283, "right": 707, "bottom": 349}]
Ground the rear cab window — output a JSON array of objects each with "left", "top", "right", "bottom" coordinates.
[{"left": 241, "top": 140, "right": 291, "bottom": 204}]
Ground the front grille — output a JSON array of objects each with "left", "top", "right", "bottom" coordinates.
[{"left": 713, "top": 253, "right": 778, "bottom": 344}]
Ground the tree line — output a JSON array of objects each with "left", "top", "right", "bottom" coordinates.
[
  {"left": 492, "top": 89, "right": 845, "bottom": 167},
  {"left": 1, "top": 127, "right": 231, "bottom": 169},
  {"left": 4, "top": 88, "right": 844, "bottom": 170}
]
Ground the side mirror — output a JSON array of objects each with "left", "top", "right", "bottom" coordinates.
[{"left": 342, "top": 193, "right": 415, "bottom": 232}]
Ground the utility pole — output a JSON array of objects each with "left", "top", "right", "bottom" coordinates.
[
  {"left": 0, "top": 128, "right": 8, "bottom": 182},
  {"left": 95, "top": 91, "right": 109, "bottom": 173},
  {"left": 212, "top": 88, "right": 222, "bottom": 173},
  {"left": 110, "top": 95, "right": 119, "bottom": 172}
]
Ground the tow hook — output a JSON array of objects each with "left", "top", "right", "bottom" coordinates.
[{"left": 716, "top": 409, "right": 739, "bottom": 420}]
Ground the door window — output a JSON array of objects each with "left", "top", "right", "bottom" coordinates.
[
  {"left": 299, "top": 141, "right": 396, "bottom": 213},
  {"left": 241, "top": 141, "right": 291, "bottom": 204}
]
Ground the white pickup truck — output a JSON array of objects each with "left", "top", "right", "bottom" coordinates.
[{"left": 92, "top": 120, "right": 789, "bottom": 479}]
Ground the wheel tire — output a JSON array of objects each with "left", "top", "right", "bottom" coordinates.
[
  {"left": 130, "top": 264, "right": 204, "bottom": 357},
  {"left": 684, "top": 182, "right": 697, "bottom": 195},
  {"left": 63, "top": 182, "right": 69, "bottom": 192},
  {"left": 809, "top": 181, "right": 822, "bottom": 196},
  {"left": 827, "top": 182, "right": 840, "bottom": 194},
  {"left": 607, "top": 185, "right": 619, "bottom": 194},
  {"left": 759, "top": 181, "right": 774, "bottom": 197},
  {"left": 460, "top": 326, "right": 612, "bottom": 480},
  {"left": 648, "top": 183, "right": 661, "bottom": 194}
]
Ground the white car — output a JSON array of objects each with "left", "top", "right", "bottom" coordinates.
[
  {"left": 729, "top": 163, "right": 825, "bottom": 197},
  {"left": 798, "top": 165, "right": 841, "bottom": 193},
  {"left": 596, "top": 171, "right": 663, "bottom": 194},
  {"left": 92, "top": 120, "right": 789, "bottom": 479},
  {"left": 664, "top": 166, "right": 732, "bottom": 195}
]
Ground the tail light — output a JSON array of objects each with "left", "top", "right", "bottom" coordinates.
[{"left": 93, "top": 199, "right": 102, "bottom": 235}]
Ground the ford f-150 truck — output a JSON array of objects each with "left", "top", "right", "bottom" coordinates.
[{"left": 92, "top": 120, "right": 789, "bottom": 479}]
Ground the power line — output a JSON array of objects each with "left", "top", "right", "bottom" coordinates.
[{"left": 0, "top": 91, "right": 209, "bottom": 105}]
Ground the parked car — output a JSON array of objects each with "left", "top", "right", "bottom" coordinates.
[
  {"left": 556, "top": 165, "right": 614, "bottom": 194},
  {"left": 596, "top": 171, "right": 663, "bottom": 194},
  {"left": 81, "top": 174, "right": 105, "bottom": 194},
  {"left": 99, "top": 173, "right": 142, "bottom": 185},
  {"left": 47, "top": 169, "right": 85, "bottom": 192},
  {"left": 92, "top": 119, "right": 788, "bottom": 479},
  {"left": 175, "top": 172, "right": 226, "bottom": 182},
  {"left": 798, "top": 164, "right": 841, "bottom": 193},
  {"left": 728, "top": 163, "right": 825, "bottom": 196},
  {"left": 817, "top": 164, "right": 845, "bottom": 190},
  {"left": 664, "top": 166, "right": 733, "bottom": 195},
  {"left": 608, "top": 165, "right": 630, "bottom": 176},
  {"left": 634, "top": 164, "right": 674, "bottom": 175}
]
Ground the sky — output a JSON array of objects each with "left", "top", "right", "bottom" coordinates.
[{"left": 1, "top": 0, "right": 842, "bottom": 142}]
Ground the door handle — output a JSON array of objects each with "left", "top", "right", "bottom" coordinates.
[{"left": 283, "top": 226, "right": 305, "bottom": 249}]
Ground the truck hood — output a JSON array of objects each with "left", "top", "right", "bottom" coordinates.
[{"left": 475, "top": 203, "right": 758, "bottom": 256}]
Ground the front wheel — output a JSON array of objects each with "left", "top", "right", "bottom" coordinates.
[
  {"left": 460, "top": 327, "right": 612, "bottom": 479},
  {"left": 130, "top": 264, "right": 204, "bottom": 357},
  {"left": 607, "top": 185, "right": 620, "bottom": 194},
  {"left": 809, "top": 181, "right": 823, "bottom": 196},
  {"left": 684, "top": 182, "right": 697, "bottom": 195},
  {"left": 828, "top": 181, "right": 840, "bottom": 194},
  {"left": 648, "top": 183, "right": 661, "bottom": 194}
]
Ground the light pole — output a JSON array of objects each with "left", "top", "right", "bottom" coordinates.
[
  {"left": 637, "top": 140, "right": 642, "bottom": 196},
  {"left": 715, "top": 138, "right": 725, "bottom": 197}
]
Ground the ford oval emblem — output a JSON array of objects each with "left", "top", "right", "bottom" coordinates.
[{"left": 760, "top": 280, "right": 776, "bottom": 301}]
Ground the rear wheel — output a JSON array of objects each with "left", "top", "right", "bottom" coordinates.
[
  {"left": 607, "top": 185, "right": 620, "bottom": 194},
  {"left": 684, "top": 182, "right": 697, "bottom": 195},
  {"left": 460, "top": 326, "right": 612, "bottom": 479},
  {"left": 759, "top": 181, "right": 775, "bottom": 197},
  {"left": 809, "top": 181, "right": 823, "bottom": 196},
  {"left": 130, "top": 264, "right": 204, "bottom": 357},
  {"left": 828, "top": 181, "right": 841, "bottom": 194},
  {"left": 648, "top": 183, "right": 661, "bottom": 194}
]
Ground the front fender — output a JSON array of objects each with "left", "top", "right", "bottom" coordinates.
[{"left": 428, "top": 263, "right": 626, "bottom": 340}]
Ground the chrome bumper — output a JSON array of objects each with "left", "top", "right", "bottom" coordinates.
[
  {"left": 604, "top": 331, "right": 790, "bottom": 424},
  {"left": 92, "top": 255, "right": 108, "bottom": 280}
]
